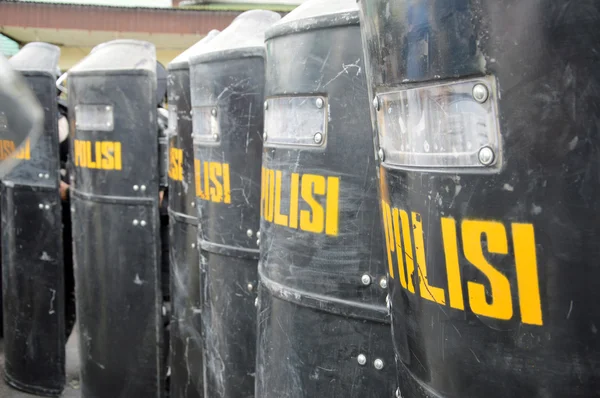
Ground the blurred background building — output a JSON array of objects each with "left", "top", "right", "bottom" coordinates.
[{"left": 0, "top": 0, "right": 305, "bottom": 69}]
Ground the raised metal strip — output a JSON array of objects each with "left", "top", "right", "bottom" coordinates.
[
  {"left": 263, "top": 95, "right": 328, "bottom": 148},
  {"left": 199, "top": 240, "right": 259, "bottom": 260},
  {"left": 167, "top": 208, "right": 199, "bottom": 226},
  {"left": 71, "top": 188, "right": 154, "bottom": 205}
]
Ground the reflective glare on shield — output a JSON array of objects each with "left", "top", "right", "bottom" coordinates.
[
  {"left": 376, "top": 77, "right": 501, "bottom": 170},
  {"left": 0, "top": 53, "right": 44, "bottom": 178}
]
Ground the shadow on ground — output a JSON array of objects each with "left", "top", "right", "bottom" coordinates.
[{"left": 0, "top": 327, "right": 81, "bottom": 397}]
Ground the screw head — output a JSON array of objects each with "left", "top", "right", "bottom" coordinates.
[
  {"left": 379, "top": 277, "right": 388, "bottom": 289},
  {"left": 211, "top": 108, "right": 217, "bottom": 117},
  {"left": 133, "top": 185, "right": 139, "bottom": 191},
  {"left": 246, "top": 229, "right": 253, "bottom": 238},
  {"left": 140, "top": 185, "right": 146, "bottom": 192},
  {"left": 478, "top": 146, "right": 495, "bottom": 166},
  {"left": 133, "top": 219, "right": 139, "bottom": 226},
  {"left": 361, "top": 274, "right": 372, "bottom": 286},
  {"left": 247, "top": 283, "right": 254, "bottom": 292},
  {"left": 378, "top": 148, "right": 385, "bottom": 162},
  {"left": 357, "top": 354, "right": 367, "bottom": 366},
  {"left": 264, "top": 101, "right": 268, "bottom": 111},
  {"left": 374, "top": 358, "right": 384, "bottom": 370},
  {"left": 373, "top": 96, "right": 380, "bottom": 111},
  {"left": 472, "top": 83, "right": 489, "bottom": 103},
  {"left": 314, "top": 132, "right": 323, "bottom": 144},
  {"left": 315, "top": 98, "right": 324, "bottom": 109},
  {"left": 140, "top": 220, "right": 147, "bottom": 227}
]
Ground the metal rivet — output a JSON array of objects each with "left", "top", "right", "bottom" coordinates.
[
  {"left": 191, "top": 243, "right": 196, "bottom": 248},
  {"left": 133, "top": 185, "right": 139, "bottom": 191},
  {"left": 256, "top": 231, "right": 261, "bottom": 239},
  {"left": 254, "top": 297, "right": 259, "bottom": 307},
  {"left": 140, "top": 220, "right": 147, "bottom": 227},
  {"left": 38, "top": 173, "right": 43, "bottom": 178},
  {"left": 378, "top": 148, "right": 385, "bottom": 162},
  {"left": 189, "top": 110, "right": 193, "bottom": 116},
  {"left": 478, "top": 146, "right": 495, "bottom": 166},
  {"left": 472, "top": 83, "right": 489, "bottom": 103},
  {"left": 372, "top": 96, "right": 380, "bottom": 111},
  {"left": 379, "top": 277, "right": 388, "bottom": 289},
  {"left": 44, "top": 173, "right": 49, "bottom": 179},
  {"left": 396, "top": 387, "right": 402, "bottom": 398},
  {"left": 256, "top": 239, "right": 260, "bottom": 246},
  {"left": 38, "top": 203, "right": 44, "bottom": 209},
  {"left": 374, "top": 359, "right": 384, "bottom": 370},
  {"left": 133, "top": 219, "right": 139, "bottom": 226},
  {"left": 314, "top": 132, "right": 323, "bottom": 144},
  {"left": 44, "top": 204, "right": 50, "bottom": 210},
  {"left": 140, "top": 185, "right": 146, "bottom": 192},
  {"left": 105, "top": 106, "right": 111, "bottom": 111},
  {"left": 70, "top": 206, "right": 75, "bottom": 212},
  {"left": 264, "top": 101, "right": 268, "bottom": 111},
  {"left": 263, "top": 132, "right": 267, "bottom": 141},
  {"left": 315, "top": 98, "right": 324, "bottom": 109},
  {"left": 213, "top": 133, "right": 219, "bottom": 141},
  {"left": 191, "top": 202, "right": 196, "bottom": 207},
  {"left": 361, "top": 274, "right": 372, "bottom": 286},
  {"left": 211, "top": 108, "right": 217, "bottom": 117},
  {"left": 357, "top": 354, "right": 367, "bottom": 366},
  {"left": 246, "top": 229, "right": 253, "bottom": 238},
  {"left": 247, "top": 283, "right": 254, "bottom": 292}
]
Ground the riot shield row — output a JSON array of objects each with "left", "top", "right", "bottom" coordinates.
[{"left": 0, "top": 0, "right": 598, "bottom": 397}]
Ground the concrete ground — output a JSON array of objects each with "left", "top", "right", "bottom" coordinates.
[{"left": 0, "top": 327, "right": 81, "bottom": 398}]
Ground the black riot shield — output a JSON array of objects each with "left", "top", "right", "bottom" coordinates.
[
  {"left": 68, "top": 40, "right": 163, "bottom": 398},
  {"left": 2, "top": 42, "right": 66, "bottom": 397},
  {"left": 358, "top": 1, "right": 600, "bottom": 397},
  {"left": 256, "top": 1, "right": 395, "bottom": 397},
  {"left": 190, "top": 10, "right": 280, "bottom": 398},
  {"left": 167, "top": 29, "right": 219, "bottom": 398}
]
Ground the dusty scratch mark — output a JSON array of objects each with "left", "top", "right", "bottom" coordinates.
[
  {"left": 48, "top": 288, "right": 56, "bottom": 314},
  {"left": 567, "top": 300, "right": 573, "bottom": 319},
  {"left": 469, "top": 348, "right": 481, "bottom": 363},
  {"left": 323, "top": 59, "right": 362, "bottom": 88}
]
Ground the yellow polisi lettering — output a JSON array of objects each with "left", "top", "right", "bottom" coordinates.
[
  {"left": 261, "top": 167, "right": 340, "bottom": 237},
  {"left": 73, "top": 139, "right": 122, "bottom": 170},
  {"left": 0, "top": 139, "right": 30, "bottom": 160},
  {"left": 169, "top": 147, "right": 183, "bottom": 182},
  {"left": 385, "top": 204, "right": 543, "bottom": 326},
  {"left": 194, "top": 159, "right": 232, "bottom": 204}
]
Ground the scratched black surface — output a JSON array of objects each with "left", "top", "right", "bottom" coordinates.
[{"left": 359, "top": 0, "right": 600, "bottom": 397}]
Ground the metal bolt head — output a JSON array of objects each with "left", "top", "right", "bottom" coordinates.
[
  {"left": 213, "top": 133, "right": 219, "bottom": 141},
  {"left": 191, "top": 202, "right": 196, "bottom": 207},
  {"left": 211, "top": 108, "right": 217, "bottom": 117},
  {"left": 38, "top": 203, "right": 44, "bottom": 209},
  {"left": 374, "top": 358, "right": 384, "bottom": 370},
  {"left": 357, "top": 354, "right": 367, "bottom": 366},
  {"left": 256, "top": 238, "right": 261, "bottom": 246},
  {"left": 133, "top": 185, "right": 139, "bottom": 191},
  {"left": 254, "top": 297, "right": 259, "bottom": 307},
  {"left": 191, "top": 243, "right": 196, "bottom": 249},
  {"left": 379, "top": 277, "right": 388, "bottom": 289},
  {"left": 140, "top": 185, "right": 146, "bottom": 192},
  {"left": 361, "top": 274, "right": 372, "bottom": 286},
  {"left": 44, "top": 173, "right": 49, "bottom": 179},
  {"left": 140, "top": 220, "right": 147, "bottom": 227},
  {"left": 44, "top": 204, "right": 50, "bottom": 210},
  {"left": 472, "top": 83, "right": 489, "bottom": 103},
  {"left": 256, "top": 231, "right": 261, "bottom": 239},
  {"left": 247, "top": 283, "right": 254, "bottom": 292},
  {"left": 38, "top": 173, "right": 43, "bottom": 178},
  {"left": 378, "top": 148, "right": 385, "bottom": 162},
  {"left": 133, "top": 219, "right": 139, "bottom": 226},
  {"left": 263, "top": 101, "right": 268, "bottom": 111},
  {"left": 372, "top": 96, "right": 380, "bottom": 111},
  {"left": 105, "top": 106, "right": 111, "bottom": 111},
  {"left": 314, "top": 132, "right": 323, "bottom": 144},
  {"left": 246, "top": 229, "right": 253, "bottom": 238},
  {"left": 315, "top": 98, "right": 324, "bottom": 109},
  {"left": 478, "top": 146, "right": 495, "bottom": 166}
]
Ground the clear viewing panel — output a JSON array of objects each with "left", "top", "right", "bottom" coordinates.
[
  {"left": 75, "top": 104, "right": 114, "bottom": 132},
  {"left": 264, "top": 95, "right": 328, "bottom": 148},
  {"left": 375, "top": 76, "right": 501, "bottom": 170}
]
